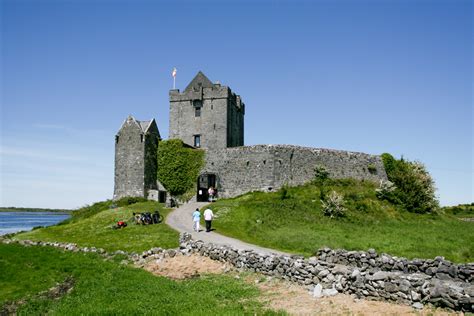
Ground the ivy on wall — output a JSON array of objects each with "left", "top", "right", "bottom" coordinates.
[{"left": 157, "top": 139, "right": 205, "bottom": 197}]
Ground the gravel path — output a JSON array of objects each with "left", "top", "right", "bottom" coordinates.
[{"left": 166, "top": 202, "right": 291, "bottom": 256}]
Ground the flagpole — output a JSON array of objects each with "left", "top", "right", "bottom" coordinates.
[{"left": 172, "top": 67, "right": 177, "bottom": 89}]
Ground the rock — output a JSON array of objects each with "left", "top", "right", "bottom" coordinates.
[
  {"left": 351, "top": 269, "right": 361, "bottom": 279},
  {"left": 369, "top": 271, "right": 390, "bottom": 281},
  {"left": 308, "top": 257, "right": 318, "bottom": 266},
  {"left": 411, "top": 290, "right": 421, "bottom": 302},
  {"left": 318, "top": 269, "right": 330, "bottom": 278},
  {"left": 323, "top": 288, "right": 338, "bottom": 297},
  {"left": 332, "top": 264, "right": 351, "bottom": 275},
  {"left": 384, "top": 282, "right": 398, "bottom": 293},
  {"left": 412, "top": 302, "right": 423, "bottom": 310},
  {"left": 313, "top": 284, "right": 323, "bottom": 298},
  {"left": 398, "top": 280, "right": 411, "bottom": 294}
]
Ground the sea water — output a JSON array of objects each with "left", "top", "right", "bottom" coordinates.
[{"left": 0, "top": 212, "right": 70, "bottom": 235}]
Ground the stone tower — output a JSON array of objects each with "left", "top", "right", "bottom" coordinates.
[
  {"left": 169, "top": 71, "right": 245, "bottom": 150},
  {"left": 113, "top": 115, "right": 161, "bottom": 200}
]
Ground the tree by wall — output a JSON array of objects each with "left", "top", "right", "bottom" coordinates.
[{"left": 380, "top": 153, "right": 439, "bottom": 213}]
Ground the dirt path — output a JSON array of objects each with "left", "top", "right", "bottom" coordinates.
[{"left": 166, "top": 202, "right": 291, "bottom": 256}]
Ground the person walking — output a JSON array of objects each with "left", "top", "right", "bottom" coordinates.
[
  {"left": 192, "top": 208, "right": 201, "bottom": 232},
  {"left": 203, "top": 208, "right": 214, "bottom": 232}
]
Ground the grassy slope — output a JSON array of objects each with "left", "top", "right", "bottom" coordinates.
[
  {"left": 14, "top": 202, "right": 179, "bottom": 253},
  {"left": 210, "top": 181, "right": 473, "bottom": 263},
  {"left": 0, "top": 243, "right": 281, "bottom": 315}
]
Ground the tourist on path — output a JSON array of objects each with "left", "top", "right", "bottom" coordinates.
[
  {"left": 192, "top": 208, "right": 201, "bottom": 232},
  {"left": 203, "top": 208, "right": 214, "bottom": 232}
]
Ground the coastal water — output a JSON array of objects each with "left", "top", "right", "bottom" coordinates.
[{"left": 0, "top": 212, "right": 70, "bottom": 235}]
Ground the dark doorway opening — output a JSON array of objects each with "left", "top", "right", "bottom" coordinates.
[
  {"left": 158, "top": 191, "right": 166, "bottom": 203},
  {"left": 197, "top": 173, "right": 217, "bottom": 202}
]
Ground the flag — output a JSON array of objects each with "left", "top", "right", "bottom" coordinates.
[{"left": 172, "top": 67, "right": 177, "bottom": 78}]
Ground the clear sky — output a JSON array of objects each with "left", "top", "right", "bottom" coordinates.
[{"left": 1, "top": 0, "right": 472, "bottom": 209}]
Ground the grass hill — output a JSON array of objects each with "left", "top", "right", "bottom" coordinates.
[
  {"left": 14, "top": 201, "right": 179, "bottom": 253},
  {"left": 0, "top": 243, "right": 279, "bottom": 315},
  {"left": 209, "top": 179, "right": 473, "bottom": 263}
]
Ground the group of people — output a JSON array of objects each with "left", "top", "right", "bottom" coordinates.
[{"left": 192, "top": 207, "right": 214, "bottom": 232}]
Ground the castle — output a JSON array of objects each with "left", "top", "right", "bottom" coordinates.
[{"left": 114, "top": 72, "right": 387, "bottom": 202}]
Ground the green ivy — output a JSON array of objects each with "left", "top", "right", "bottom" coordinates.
[{"left": 157, "top": 139, "right": 205, "bottom": 196}]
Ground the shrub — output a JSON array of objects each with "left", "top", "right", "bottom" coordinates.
[
  {"left": 278, "top": 184, "right": 291, "bottom": 200},
  {"left": 321, "top": 191, "right": 346, "bottom": 218},
  {"left": 381, "top": 153, "right": 439, "bottom": 213},
  {"left": 367, "top": 163, "right": 377, "bottom": 174},
  {"left": 313, "top": 165, "right": 329, "bottom": 186},
  {"left": 157, "top": 139, "right": 205, "bottom": 197},
  {"left": 375, "top": 180, "right": 397, "bottom": 201}
]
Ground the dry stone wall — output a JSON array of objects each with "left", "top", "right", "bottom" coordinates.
[
  {"left": 177, "top": 233, "right": 473, "bottom": 312},
  {"left": 203, "top": 145, "right": 388, "bottom": 199}
]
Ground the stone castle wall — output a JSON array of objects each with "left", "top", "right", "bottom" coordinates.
[{"left": 202, "top": 144, "right": 387, "bottom": 198}]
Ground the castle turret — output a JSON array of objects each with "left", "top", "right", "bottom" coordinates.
[
  {"left": 169, "top": 71, "right": 245, "bottom": 150},
  {"left": 113, "top": 115, "right": 161, "bottom": 200}
]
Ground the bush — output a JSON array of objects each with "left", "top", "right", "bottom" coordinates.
[
  {"left": 157, "top": 139, "right": 205, "bottom": 197},
  {"left": 278, "top": 184, "right": 291, "bottom": 200},
  {"left": 375, "top": 180, "right": 397, "bottom": 201},
  {"left": 381, "top": 153, "right": 439, "bottom": 213},
  {"left": 367, "top": 163, "right": 377, "bottom": 174},
  {"left": 313, "top": 165, "right": 329, "bottom": 186},
  {"left": 321, "top": 191, "right": 346, "bottom": 218}
]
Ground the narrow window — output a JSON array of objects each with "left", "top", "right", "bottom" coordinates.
[
  {"left": 115, "top": 135, "right": 119, "bottom": 144},
  {"left": 193, "top": 100, "right": 202, "bottom": 117},
  {"left": 194, "top": 135, "right": 201, "bottom": 148},
  {"left": 140, "top": 134, "right": 144, "bottom": 142}
]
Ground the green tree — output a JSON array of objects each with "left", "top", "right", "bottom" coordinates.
[{"left": 381, "top": 153, "right": 438, "bottom": 213}]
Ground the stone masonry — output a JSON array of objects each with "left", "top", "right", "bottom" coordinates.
[
  {"left": 113, "top": 115, "right": 161, "bottom": 200},
  {"left": 169, "top": 71, "right": 244, "bottom": 150},
  {"left": 115, "top": 71, "right": 387, "bottom": 201},
  {"left": 176, "top": 234, "right": 473, "bottom": 312},
  {"left": 202, "top": 144, "right": 387, "bottom": 199}
]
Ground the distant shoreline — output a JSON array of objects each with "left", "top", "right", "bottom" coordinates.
[{"left": 0, "top": 207, "right": 72, "bottom": 213}]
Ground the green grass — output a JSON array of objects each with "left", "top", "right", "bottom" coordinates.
[
  {"left": 442, "top": 203, "right": 474, "bottom": 219},
  {"left": 209, "top": 180, "right": 474, "bottom": 263},
  {"left": 0, "top": 243, "right": 282, "bottom": 315},
  {"left": 14, "top": 202, "right": 179, "bottom": 253}
]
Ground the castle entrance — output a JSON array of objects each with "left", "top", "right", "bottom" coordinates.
[{"left": 197, "top": 173, "right": 217, "bottom": 202}]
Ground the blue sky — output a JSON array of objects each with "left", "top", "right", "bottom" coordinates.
[{"left": 1, "top": 0, "right": 472, "bottom": 209}]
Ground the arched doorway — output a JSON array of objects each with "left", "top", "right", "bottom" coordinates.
[{"left": 197, "top": 173, "right": 217, "bottom": 202}]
